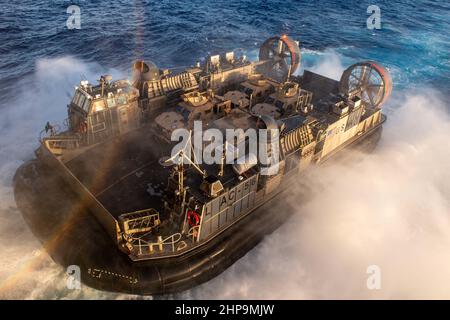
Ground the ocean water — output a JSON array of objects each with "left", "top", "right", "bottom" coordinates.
[{"left": 0, "top": 0, "right": 449, "bottom": 299}]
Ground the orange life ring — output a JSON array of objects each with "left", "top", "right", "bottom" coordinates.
[{"left": 187, "top": 210, "right": 200, "bottom": 227}]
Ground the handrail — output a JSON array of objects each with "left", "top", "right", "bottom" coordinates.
[
  {"left": 43, "top": 137, "right": 80, "bottom": 154},
  {"left": 119, "top": 208, "right": 161, "bottom": 235},
  {"left": 39, "top": 123, "right": 63, "bottom": 142},
  {"left": 187, "top": 225, "right": 199, "bottom": 242},
  {"left": 118, "top": 208, "right": 187, "bottom": 256},
  {"left": 127, "top": 232, "right": 183, "bottom": 256}
]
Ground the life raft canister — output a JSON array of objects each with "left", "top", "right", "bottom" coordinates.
[{"left": 187, "top": 210, "right": 200, "bottom": 227}]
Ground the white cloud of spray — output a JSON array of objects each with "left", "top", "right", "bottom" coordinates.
[
  {"left": 306, "top": 50, "right": 345, "bottom": 80},
  {"left": 298, "top": 49, "right": 346, "bottom": 80},
  {"left": 0, "top": 54, "right": 449, "bottom": 299},
  {"left": 0, "top": 57, "right": 130, "bottom": 299}
]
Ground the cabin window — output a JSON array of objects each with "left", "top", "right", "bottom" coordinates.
[
  {"left": 91, "top": 100, "right": 106, "bottom": 113},
  {"left": 78, "top": 94, "right": 86, "bottom": 110},
  {"left": 72, "top": 92, "right": 80, "bottom": 105},
  {"left": 82, "top": 98, "right": 90, "bottom": 112}
]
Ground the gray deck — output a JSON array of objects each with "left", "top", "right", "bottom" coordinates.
[{"left": 66, "top": 124, "right": 173, "bottom": 216}]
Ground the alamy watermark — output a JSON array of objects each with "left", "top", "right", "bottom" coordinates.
[
  {"left": 66, "top": 5, "right": 81, "bottom": 30},
  {"left": 66, "top": 265, "right": 81, "bottom": 290},
  {"left": 366, "top": 265, "right": 381, "bottom": 290},
  {"left": 367, "top": 5, "right": 381, "bottom": 30},
  {"left": 170, "top": 121, "right": 281, "bottom": 175}
]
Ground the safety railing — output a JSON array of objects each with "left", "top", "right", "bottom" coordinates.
[
  {"left": 187, "top": 225, "right": 199, "bottom": 242},
  {"left": 119, "top": 208, "right": 190, "bottom": 256},
  {"left": 39, "top": 123, "right": 62, "bottom": 142},
  {"left": 39, "top": 118, "right": 70, "bottom": 143},
  {"left": 118, "top": 208, "right": 161, "bottom": 236},
  {"left": 43, "top": 137, "right": 80, "bottom": 156},
  {"left": 127, "top": 232, "right": 183, "bottom": 256}
]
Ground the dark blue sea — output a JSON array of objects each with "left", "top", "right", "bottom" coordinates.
[
  {"left": 1, "top": 0, "right": 449, "bottom": 98},
  {"left": 0, "top": 0, "right": 449, "bottom": 299}
]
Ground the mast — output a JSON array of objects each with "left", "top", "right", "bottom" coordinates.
[{"left": 218, "top": 141, "right": 227, "bottom": 177}]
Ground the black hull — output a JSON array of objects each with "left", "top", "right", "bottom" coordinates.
[{"left": 13, "top": 125, "right": 383, "bottom": 295}]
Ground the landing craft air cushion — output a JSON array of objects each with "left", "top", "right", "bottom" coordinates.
[{"left": 13, "top": 35, "right": 392, "bottom": 294}]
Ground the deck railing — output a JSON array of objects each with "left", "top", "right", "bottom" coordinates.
[
  {"left": 119, "top": 209, "right": 189, "bottom": 257},
  {"left": 43, "top": 137, "right": 80, "bottom": 156},
  {"left": 129, "top": 232, "right": 183, "bottom": 256},
  {"left": 118, "top": 208, "right": 161, "bottom": 235}
]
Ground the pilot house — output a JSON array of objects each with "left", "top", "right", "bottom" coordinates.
[{"left": 68, "top": 76, "right": 142, "bottom": 145}]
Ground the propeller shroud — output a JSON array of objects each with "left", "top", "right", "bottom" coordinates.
[
  {"left": 339, "top": 61, "right": 392, "bottom": 108},
  {"left": 259, "top": 35, "right": 301, "bottom": 81}
]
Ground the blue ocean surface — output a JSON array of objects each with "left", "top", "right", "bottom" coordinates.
[
  {"left": 0, "top": 0, "right": 449, "bottom": 99},
  {"left": 0, "top": 0, "right": 449, "bottom": 299}
]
